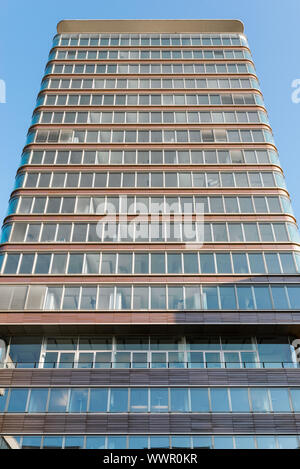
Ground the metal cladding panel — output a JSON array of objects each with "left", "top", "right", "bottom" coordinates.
[
  {"left": 1, "top": 368, "right": 300, "bottom": 387},
  {"left": 1, "top": 414, "right": 300, "bottom": 435}
]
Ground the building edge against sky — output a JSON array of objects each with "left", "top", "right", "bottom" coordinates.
[{"left": 0, "top": 19, "right": 300, "bottom": 449}]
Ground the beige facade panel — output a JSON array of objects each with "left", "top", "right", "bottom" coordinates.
[{"left": 57, "top": 19, "right": 244, "bottom": 35}]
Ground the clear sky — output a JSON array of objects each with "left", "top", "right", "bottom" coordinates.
[{"left": 1, "top": 0, "right": 300, "bottom": 224}]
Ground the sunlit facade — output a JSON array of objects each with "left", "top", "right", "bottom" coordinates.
[{"left": 0, "top": 19, "right": 300, "bottom": 450}]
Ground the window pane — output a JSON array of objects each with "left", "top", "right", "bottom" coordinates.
[
  {"left": 0, "top": 387, "right": 7, "bottom": 412},
  {"left": 271, "top": 286, "right": 289, "bottom": 309},
  {"left": 170, "top": 388, "right": 189, "bottom": 412},
  {"left": 89, "top": 388, "right": 108, "bottom": 412},
  {"left": 51, "top": 254, "right": 67, "bottom": 274},
  {"left": 69, "top": 388, "right": 88, "bottom": 412},
  {"left": 150, "top": 436, "right": 169, "bottom": 448},
  {"left": 214, "top": 436, "right": 234, "bottom": 449},
  {"left": 62, "top": 287, "right": 80, "bottom": 309},
  {"left": 287, "top": 286, "right": 300, "bottom": 309},
  {"left": 64, "top": 436, "right": 84, "bottom": 449},
  {"left": 219, "top": 286, "right": 236, "bottom": 309},
  {"left": 43, "top": 436, "right": 63, "bottom": 449},
  {"left": 101, "top": 253, "right": 116, "bottom": 274},
  {"left": 8, "top": 337, "right": 42, "bottom": 368},
  {"left": 250, "top": 388, "right": 270, "bottom": 412},
  {"left": 168, "top": 253, "right": 182, "bottom": 273},
  {"left": 210, "top": 388, "right": 229, "bottom": 411},
  {"left": 80, "top": 287, "right": 97, "bottom": 310},
  {"left": 107, "top": 436, "right": 126, "bottom": 449},
  {"left": 270, "top": 388, "right": 291, "bottom": 412},
  {"left": 168, "top": 286, "right": 184, "bottom": 310},
  {"left": 118, "top": 253, "right": 132, "bottom": 274},
  {"left": 235, "top": 436, "right": 255, "bottom": 449},
  {"left": 171, "top": 436, "right": 191, "bottom": 448},
  {"left": 86, "top": 436, "right": 106, "bottom": 449},
  {"left": 128, "top": 436, "right": 148, "bottom": 449},
  {"left": 4, "top": 254, "right": 19, "bottom": 274},
  {"left": 277, "top": 436, "right": 299, "bottom": 449},
  {"left": 28, "top": 388, "right": 48, "bottom": 412},
  {"left": 68, "top": 254, "right": 84, "bottom": 274},
  {"left": 130, "top": 388, "right": 148, "bottom": 412},
  {"left": 85, "top": 253, "right": 100, "bottom": 274},
  {"left": 150, "top": 388, "right": 168, "bottom": 412},
  {"left": 232, "top": 253, "right": 248, "bottom": 273},
  {"left": 183, "top": 253, "right": 198, "bottom": 273},
  {"left": 254, "top": 286, "right": 272, "bottom": 309},
  {"left": 265, "top": 253, "right": 281, "bottom": 273},
  {"left": 243, "top": 223, "right": 259, "bottom": 241},
  {"left": 256, "top": 436, "right": 276, "bottom": 449},
  {"left": 230, "top": 388, "right": 250, "bottom": 412},
  {"left": 7, "top": 389, "right": 28, "bottom": 412},
  {"left": 48, "top": 389, "right": 69, "bottom": 412},
  {"left": 216, "top": 254, "right": 231, "bottom": 273},
  {"left": 200, "top": 254, "right": 214, "bottom": 273},
  {"left": 151, "top": 286, "right": 166, "bottom": 309},
  {"left": 22, "top": 436, "right": 42, "bottom": 449},
  {"left": 109, "top": 388, "right": 128, "bottom": 412},
  {"left": 40, "top": 224, "right": 56, "bottom": 242},
  {"left": 202, "top": 286, "right": 219, "bottom": 309},
  {"left": 237, "top": 286, "right": 254, "bottom": 309},
  {"left": 190, "top": 388, "right": 209, "bottom": 411},
  {"left": 133, "top": 286, "right": 149, "bottom": 309},
  {"left": 193, "top": 436, "right": 212, "bottom": 449},
  {"left": 116, "top": 287, "right": 131, "bottom": 309}
]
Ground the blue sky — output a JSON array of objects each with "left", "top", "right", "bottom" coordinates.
[{"left": 1, "top": 0, "right": 300, "bottom": 223}]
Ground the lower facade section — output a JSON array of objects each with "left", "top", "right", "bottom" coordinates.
[{"left": 1, "top": 326, "right": 300, "bottom": 450}]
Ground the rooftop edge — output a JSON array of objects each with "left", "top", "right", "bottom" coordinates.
[{"left": 57, "top": 19, "right": 244, "bottom": 35}]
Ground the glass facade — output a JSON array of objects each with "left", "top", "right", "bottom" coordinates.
[
  {"left": 3, "top": 434, "right": 300, "bottom": 450},
  {"left": 0, "top": 20, "right": 299, "bottom": 449},
  {"left": 1, "top": 335, "right": 295, "bottom": 369}
]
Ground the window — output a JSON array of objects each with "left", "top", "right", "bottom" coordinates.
[
  {"left": 133, "top": 286, "right": 149, "bottom": 309},
  {"left": 216, "top": 254, "right": 231, "bottom": 273},
  {"left": 270, "top": 388, "right": 291, "bottom": 412},
  {"left": 200, "top": 254, "right": 214, "bottom": 273},
  {"left": 151, "top": 253, "right": 165, "bottom": 273},
  {"left": 183, "top": 253, "right": 198, "bottom": 274},
  {"left": 34, "top": 254, "right": 51, "bottom": 274},
  {"left": 168, "top": 287, "right": 183, "bottom": 310},
  {"left": 85, "top": 253, "right": 100, "bottom": 274},
  {"left": 28, "top": 389, "right": 48, "bottom": 413},
  {"left": 40, "top": 224, "right": 56, "bottom": 242},
  {"left": 230, "top": 388, "right": 250, "bottom": 412},
  {"left": 4, "top": 254, "right": 19, "bottom": 274},
  {"left": 109, "top": 388, "right": 128, "bottom": 412},
  {"left": 210, "top": 388, "right": 229, "bottom": 412},
  {"left": 190, "top": 388, "right": 209, "bottom": 412},
  {"left": 63, "top": 287, "right": 80, "bottom": 309},
  {"left": 19, "top": 254, "right": 35, "bottom": 274},
  {"left": 250, "top": 388, "right": 270, "bottom": 412},
  {"left": 130, "top": 388, "right": 148, "bottom": 412},
  {"left": 170, "top": 388, "right": 189, "bottom": 412},
  {"left": 134, "top": 254, "right": 149, "bottom": 274},
  {"left": 48, "top": 389, "right": 69, "bottom": 412},
  {"left": 7, "top": 389, "right": 28, "bottom": 412},
  {"left": 69, "top": 388, "right": 88, "bottom": 412},
  {"left": 118, "top": 254, "right": 132, "bottom": 274},
  {"left": 89, "top": 388, "right": 108, "bottom": 412}
]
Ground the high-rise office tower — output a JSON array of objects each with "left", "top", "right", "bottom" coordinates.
[{"left": 0, "top": 19, "right": 300, "bottom": 450}]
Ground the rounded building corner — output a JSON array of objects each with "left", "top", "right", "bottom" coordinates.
[
  {"left": 56, "top": 20, "right": 67, "bottom": 34},
  {"left": 232, "top": 19, "right": 245, "bottom": 33}
]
